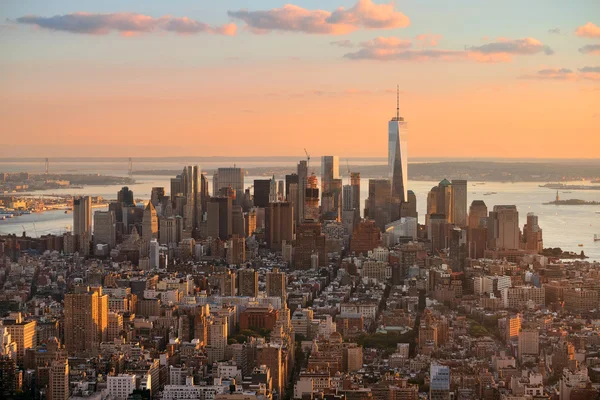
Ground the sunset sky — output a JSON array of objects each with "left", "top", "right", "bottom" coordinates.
[{"left": 1, "top": 0, "right": 599, "bottom": 159}]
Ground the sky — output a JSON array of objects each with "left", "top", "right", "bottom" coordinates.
[{"left": 1, "top": 0, "right": 599, "bottom": 159}]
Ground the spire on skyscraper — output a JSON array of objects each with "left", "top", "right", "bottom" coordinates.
[{"left": 396, "top": 84, "right": 400, "bottom": 120}]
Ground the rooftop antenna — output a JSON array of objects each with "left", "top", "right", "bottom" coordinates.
[{"left": 396, "top": 84, "right": 400, "bottom": 120}]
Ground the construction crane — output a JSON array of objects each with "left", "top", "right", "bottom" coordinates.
[{"left": 304, "top": 148, "right": 311, "bottom": 172}]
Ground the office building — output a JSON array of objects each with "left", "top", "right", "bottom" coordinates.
[
  {"left": 73, "top": 196, "right": 92, "bottom": 237},
  {"left": 295, "top": 222, "right": 327, "bottom": 269},
  {"left": 93, "top": 210, "right": 116, "bottom": 248},
  {"left": 207, "top": 317, "right": 228, "bottom": 363},
  {"left": 265, "top": 201, "right": 294, "bottom": 251},
  {"left": 296, "top": 160, "right": 308, "bottom": 224},
  {"left": 449, "top": 227, "right": 468, "bottom": 272},
  {"left": 468, "top": 200, "right": 488, "bottom": 229},
  {"left": 428, "top": 214, "right": 449, "bottom": 253},
  {"left": 2, "top": 313, "right": 36, "bottom": 364},
  {"left": 253, "top": 179, "right": 271, "bottom": 208},
  {"left": 365, "top": 179, "right": 392, "bottom": 231},
  {"left": 430, "top": 364, "right": 451, "bottom": 400},
  {"left": 150, "top": 187, "right": 165, "bottom": 207},
  {"left": 523, "top": 212, "right": 543, "bottom": 252},
  {"left": 142, "top": 201, "right": 158, "bottom": 242},
  {"left": 64, "top": 286, "right": 108, "bottom": 355},
  {"left": 269, "top": 175, "right": 278, "bottom": 203},
  {"left": 159, "top": 204, "right": 181, "bottom": 246},
  {"left": 518, "top": 328, "right": 540, "bottom": 360},
  {"left": 400, "top": 189, "right": 418, "bottom": 219},
  {"left": 350, "top": 219, "right": 381, "bottom": 255},
  {"left": 226, "top": 234, "right": 246, "bottom": 265},
  {"left": 322, "top": 178, "right": 342, "bottom": 221},
  {"left": 321, "top": 156, "right": 339, "bottom": 193},
  {"left": 285, "top": 173, "right": 299, "bottom": 199},
  {"left": 107, "top": 374, "right": 136, "bottom": 400},
  {"left": 237, "top": 268, "right": 258, "bottom": 297},
  {"left": 389, "top": 87, "right": 408, "bottom": 205},
  {"left": 266, "top": 268, "right": 286, "bottom": 301},
  {"left": 48, "top": 359, "right": 69, "bottom": 400},
  {"left": 451, "top": 179, "right": 468, "bottom": 227},
  {"left": 489, "top": 205, "right": 520, "bottom": 250},
  {"left": 304, "top": 174, "right": 320, "bottom": 222},
  {"left": 117, "top": 186, "right": 134, "bottom": 206},
  {"left": 213, "top": 167, "right": 244, "bottom": 202},
  {"left": 207, "top": 196, "right": 233, "bottom": 240}
]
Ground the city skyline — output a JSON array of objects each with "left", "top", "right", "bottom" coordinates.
[{"left": 1, "top": 0, "right": 599, "bottom": 158}]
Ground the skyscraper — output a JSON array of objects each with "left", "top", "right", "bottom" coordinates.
[
  {"left": 207, "top": 196, "right": 232, "bottom": 240},
  {"left": 489, "top": 205, "right": 520, "bottom": 250},
  {"left": 269, "top": 175, "right": 278, "bottom": 203},
  {"left": 350, "top": 172, "right": 361, "bottom": 212},
  {"left": 73, "top": 196, "right": 92, "bottom": 237},
  {"left": 365, "top": 179, "right": 392, "bottom": 230},
  {"left": 213, "top": 167, "right": 245, "bottom": 203},
  {"left": 304, "top": 174, "right": 320, "bottom": 222},
  {"left": 430, "top": 364, "right": 451, "bottom": 400},
  {"left": 296, "top": 160, "right": 308, "bottom": 224},
  {"left": 523, "top": 212, "right": 543, "bottom": 252},
  {"left": 142, "top": 201, "right": 158, "bottom": 242},
  {"left": 253, "top": 179, "right": 271, "bottom": 208},
  {"left": 266, "top": 268, "right": 286, "bottom": 301},
  {"left": 48, "top": 359, "right": 69, "bottom": 400},
  {"left": 179, "top": 165, "right": 201, "bottom": 234},
  {"left": 150, "top": 187, "right": 165, "bottom": 207},
  {"left": 468, "top": 200, "right": 488, "bottom": 229},
  {"left": 238, "top": 268, "right": 259, "bottom": 297},
  {"left": 321, "top": 156, "right": 340, "bottom": 194},
  {"left": 451, "top": 180, "right": 468, "bottom": 227},
  {"left": 265, "top": 202, "right": 294, "bottom": 251},
  {"left": 64, "top": 286, "right": 108, "bottom": 356},
  {"left": 93, "top": 210, "right": 116, "bottom": 248},
  {"left": 389, "top": 87, "right": 408, "bottom": 206},
  {"left": 117, "top": 187, "right": 134, "bottom": 206}
]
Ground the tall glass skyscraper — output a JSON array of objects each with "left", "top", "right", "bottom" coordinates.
[{"left": 388, "top": 87, "right": 408, "bottom": 204}]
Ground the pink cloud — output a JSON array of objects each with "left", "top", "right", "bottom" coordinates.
[
  {"left": 575, "top": 22, "right": 600, "bottom": 38},
  {"left": 518, "top": 67, "right": 600, "bottom": 81},
  {"left": 360, "top": 36, "right": 411, "bottom": 49},
  {"left": 518, "top": 68, "right": 577, "bottom": 81},
  {"left": 579, "top": 44, "right": 600, "bottom": 55},
  {"left": 16, "top": 12, "right": 236, "bottom": 36},
  {"left": 227, "top": 0, "right": 409, "bottom": 35},
  {"left": 415, "top": 34, "right": 442, "bottom": 47},
  {"left": 344, "top": 36, "right": 551, "bottom": 63}
]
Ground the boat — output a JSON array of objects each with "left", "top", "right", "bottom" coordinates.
[
  {"left": 595, "top": 234, "right": 600, "bottom": 242},
  {"left": 578, "top": 244, "right": 584, "bottom": 247}
]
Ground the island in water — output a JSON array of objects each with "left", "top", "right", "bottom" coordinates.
[{"left": 543, "top": 192, "right": 600, "bottom": 205}]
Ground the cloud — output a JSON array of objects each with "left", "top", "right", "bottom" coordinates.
[
  {"left": 360, "top": 36, "right": 411, "bottom": 49},
  {"left": 227, "top": 0, "right": 409, "bottom": 35},
  {"left": 579, "top": 66, "right": 600, "bottom": 73},
  {"left": 15, "top": 12, "right": 236, "bottom": 36},
  {"left": 519, "top": 68, "right": 576, "bottom": 80},
  {"left": 579, "top": 44, "right": 600, "bottom": 55},
  {"left": 344, "top": 48, "right": 468, "bottom": 61},
  {"left": 519, "top": 67, "right": 600, "bottom": 81},
  {"left": 344, "top": 36, "right": 552, "bottom": 62},
  {"left": 330, "top": 39, "right": 354, "bottom": 48},
  {"left": 575, "top": 22, "right": 600, "bottom": 38},
  {"left": 467, "top": 37, "right": 554, "bottom": 57},
  {"left": 415, "top": 34, "right": 442, "bottom": 47},
  {"left": 548, "top": 28, "right": 561, "bottom": 34}
]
